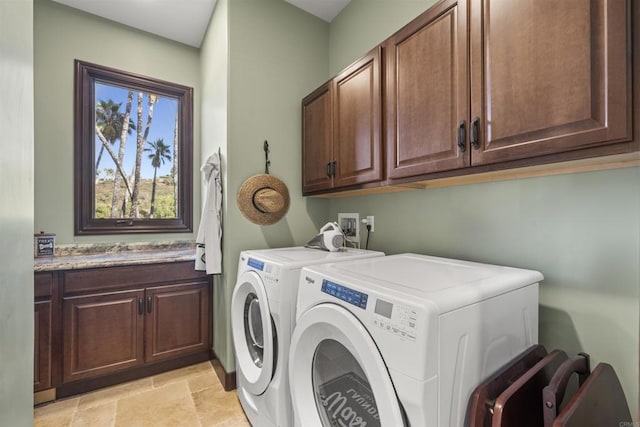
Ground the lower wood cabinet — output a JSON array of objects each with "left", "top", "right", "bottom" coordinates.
[
  {"left": 34, "top": 300, "right": 52, "bottom": 391},
  {"left": 34, "top": 272, "right": 54, "bottom": 393},
  {"left": 145, "top": 282, "right": 210, "bottom": 363},
  {"left": 63, "top": 289, "right": 145, "bottom": 383},
  {"left": 36, "top": 261, "right": 212, "bottom": 397}
]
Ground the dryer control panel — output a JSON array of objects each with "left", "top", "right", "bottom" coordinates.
[
  {"left": 372, "top": 299, "right": 418, "bottom": 341},
  {"left": 321, "top": 279, "right": 368, "bottom": 309}
]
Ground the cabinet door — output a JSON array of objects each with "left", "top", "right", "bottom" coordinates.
[
  {"left": 144, "top": 281, "right": 210, "bottom": 363},
  {"left": 63, "top": 290, "right": 144, "bottom": 383},
  {"left": 386, "top": 0, "right": 469, "bottom": 179},
  {"left": 34, "top": 300, "right": 52, "bottom": 391},
  {"left": 333, "top": 47, "right": 383, "bottom": 188},
  {"left": 302, "top": 82, "right": 333, "bottom": 194},
  {"left": 469, "top": 0, "right": 631, "bottom": 165}
]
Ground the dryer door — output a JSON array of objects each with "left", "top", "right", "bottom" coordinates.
[
  {"left": 289, "top": 303, "right": 406, "bottom": 427},
  {"left": 231, "top": 270, "right": 275, "bottom": 395}
]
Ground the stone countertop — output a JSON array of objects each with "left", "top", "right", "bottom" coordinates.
[{"left": 34, "top": 241, "right": 197, "bottom": 272}]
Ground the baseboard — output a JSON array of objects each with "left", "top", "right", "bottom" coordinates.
[
  {"left": 34, "top": 388, "right": 56, "bottom": 405},
  {"left": 211, "top": 349, "right": 237, "bottom": 391}
]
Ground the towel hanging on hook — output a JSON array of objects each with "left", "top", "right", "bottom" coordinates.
[{"left": 195, "top": 150, "right": 222, "bottom": 274}]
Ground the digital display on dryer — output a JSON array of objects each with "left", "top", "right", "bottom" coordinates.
[
  {"left": 321, "top": 279, "right": 368, "bottom": 309},
  {"left": 374, "top": 299, "right": 393, "bottom": 319},
  {"left": 247, "top": 258, "right": 265, "bottom": 271}
]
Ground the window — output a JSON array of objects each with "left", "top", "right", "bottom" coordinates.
[{"left": 74, "top": 60, "right": 193, "bottom": 234}]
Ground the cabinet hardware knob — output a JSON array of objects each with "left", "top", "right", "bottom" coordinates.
[
  {"left": 138, "top": 298, "right": 143, "bottom": 315},
  {"left": 457, "top": 120, "right": 467, "bottom": 153},
  {"left": 147, "top": 296, "right": 153, "bottom": 314},
  {"left": 470, "top": 116, "right": 480, "bottom": 150}
]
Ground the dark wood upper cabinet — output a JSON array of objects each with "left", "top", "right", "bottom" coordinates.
[
  {"left": 302, "top": 48, "right": 384, "bottom": 195},
  {"left": 386, "top": 0, "right": 469, "bottom": 179},
  {"left": 302, "top": 82, "right": 333, "bottom": 193},
  {"left": 303, "top": 0, "right": 633, "bottom": 193},
  {"left": 469, "top": 0, "right": 631, "bottom": 165},
  {"left": 333, "top": 47, "right": 383, "bottom": 188}
]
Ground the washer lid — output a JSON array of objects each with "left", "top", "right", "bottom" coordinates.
[
  {"left": 307, "top": 253, "right": 543, "bottom": 313},
  {"left": 231, "top": 271, "right": 275, "bottom": 395},
  {"left": 243, "top": 246, "right": 384, "bottom": 269}
]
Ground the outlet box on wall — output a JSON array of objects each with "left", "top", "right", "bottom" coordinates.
[{"left": 338, "top": 212, "right": 359, "bottom": 245}]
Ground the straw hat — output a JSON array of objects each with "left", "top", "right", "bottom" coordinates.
[{"left": 237, "top": 174, "right": 290, "bottom": 225}]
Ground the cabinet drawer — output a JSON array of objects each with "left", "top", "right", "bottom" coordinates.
[
  {"left": 63, "top": 261, "right": 205, "bottom": 295},
  {"left": 35, "top": 272, "right": 53, "bottom": 298}
]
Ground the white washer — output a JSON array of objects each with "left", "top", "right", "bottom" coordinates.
[
  {"left": 289, "top": 253, "right": 543, "bottom": 427},
  {"left": 231, "top": 247, "right": 384, "bottom": 427}
]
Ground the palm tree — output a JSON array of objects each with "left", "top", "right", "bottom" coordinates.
[
  {"left": 144, "top": 138, "right": 171, "bottom": 218},
  {"left": 129, "top": 93, "right": 157, "bottom": 218},
  {"left": 95, "top": 99, "right": 135, "bottom": 170},
  {"left": 171, "top": 113, "right": 178, "bottom": 216}
]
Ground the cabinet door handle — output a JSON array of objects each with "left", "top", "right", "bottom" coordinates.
[
  {"left": 470, "top": 116, "right": 480, "bottom": 150},
  {"left": 147, "top": 296, "right": 153, "bottom": 314},
  {"left": 457, "top": 120, "right": 467, "bottom": 153},
  {"left": 326, "top": 161, "right": 337, "bottom": 177},
  {"left": 138, "top": 298, "right": 143, "bottom": 315}
]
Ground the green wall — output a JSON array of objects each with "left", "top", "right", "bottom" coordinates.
[
  {"left": 1, "top": 0, "right": 35, "bottom": 424},
  {"left": 34, "top": 0, "right": 201, "bottom": 244},
  {"left": 200, "top": 0, "right": 231, "bottom": 368},
  {"left": 202, "top": 0, "right": 330, "bottom": 371},
  {"left": 327, "top": 0, "right": 639, "bottom": 414},
  {"left": 329, "top": 0, "right": 433, "bottom": 75}
]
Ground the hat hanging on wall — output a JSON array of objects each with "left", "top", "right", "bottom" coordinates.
[{"left": 236, "top": 141, "right": 290, "bottom": 226}]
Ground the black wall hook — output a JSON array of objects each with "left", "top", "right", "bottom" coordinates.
[{"left": 264, "top": 140, "right": 271, "bottom": 174}]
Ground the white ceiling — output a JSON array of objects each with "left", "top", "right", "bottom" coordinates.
[
  {"left": 285, "top": 0, "right": 351, "bottom": 22},
  {"left": 51, "top": 0, "right": 351, "bottom": 48}
]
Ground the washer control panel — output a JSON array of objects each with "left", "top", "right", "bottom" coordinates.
[
  {"left": 321, "top": 279, "right": 368, "bottom": 309},
  {"left": 372, "top": 298, "right": 418, "bottom": 341},
  {"left": 247, "top": 257, "right": 280, "bottom": 285},
  {"left": 247, "top": 257, "right": 265, "bottom": 271}
]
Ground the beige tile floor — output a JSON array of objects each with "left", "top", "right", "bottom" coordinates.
[{"left": 33, "top": 362, "right": 250, "bottom": 427}]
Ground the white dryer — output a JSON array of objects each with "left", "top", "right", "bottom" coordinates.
[
  {"left": 288, "top": 254, "right": 543, "bottom": 427},
  {"left": 231, "top": 247, "right": 384, "bottom": 427}
]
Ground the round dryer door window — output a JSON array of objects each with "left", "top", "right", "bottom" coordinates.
[
  {"left": 231, "top": 271, "right": 276, "bottom": 395},
  {"left": 289, "top": 303, "right": 406, "bottom": 426},
  {"left": 313, "top": 339, "right": 382, "bottom": 427}
]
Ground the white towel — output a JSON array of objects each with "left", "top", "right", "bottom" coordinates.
[{"left": 195, "top": 152, "right": 222, "bottom": 274}]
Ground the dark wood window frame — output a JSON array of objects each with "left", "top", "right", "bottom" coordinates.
[{"left": 74, "top": 60, "right": 193, "bottom": 235}]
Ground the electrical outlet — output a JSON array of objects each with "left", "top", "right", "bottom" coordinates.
[
  {"left": 338, "top": 213, "right": 360, "bottom": 242},
  {"left": 366, "top": 215, "right": 374, "bottom": 232}
]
